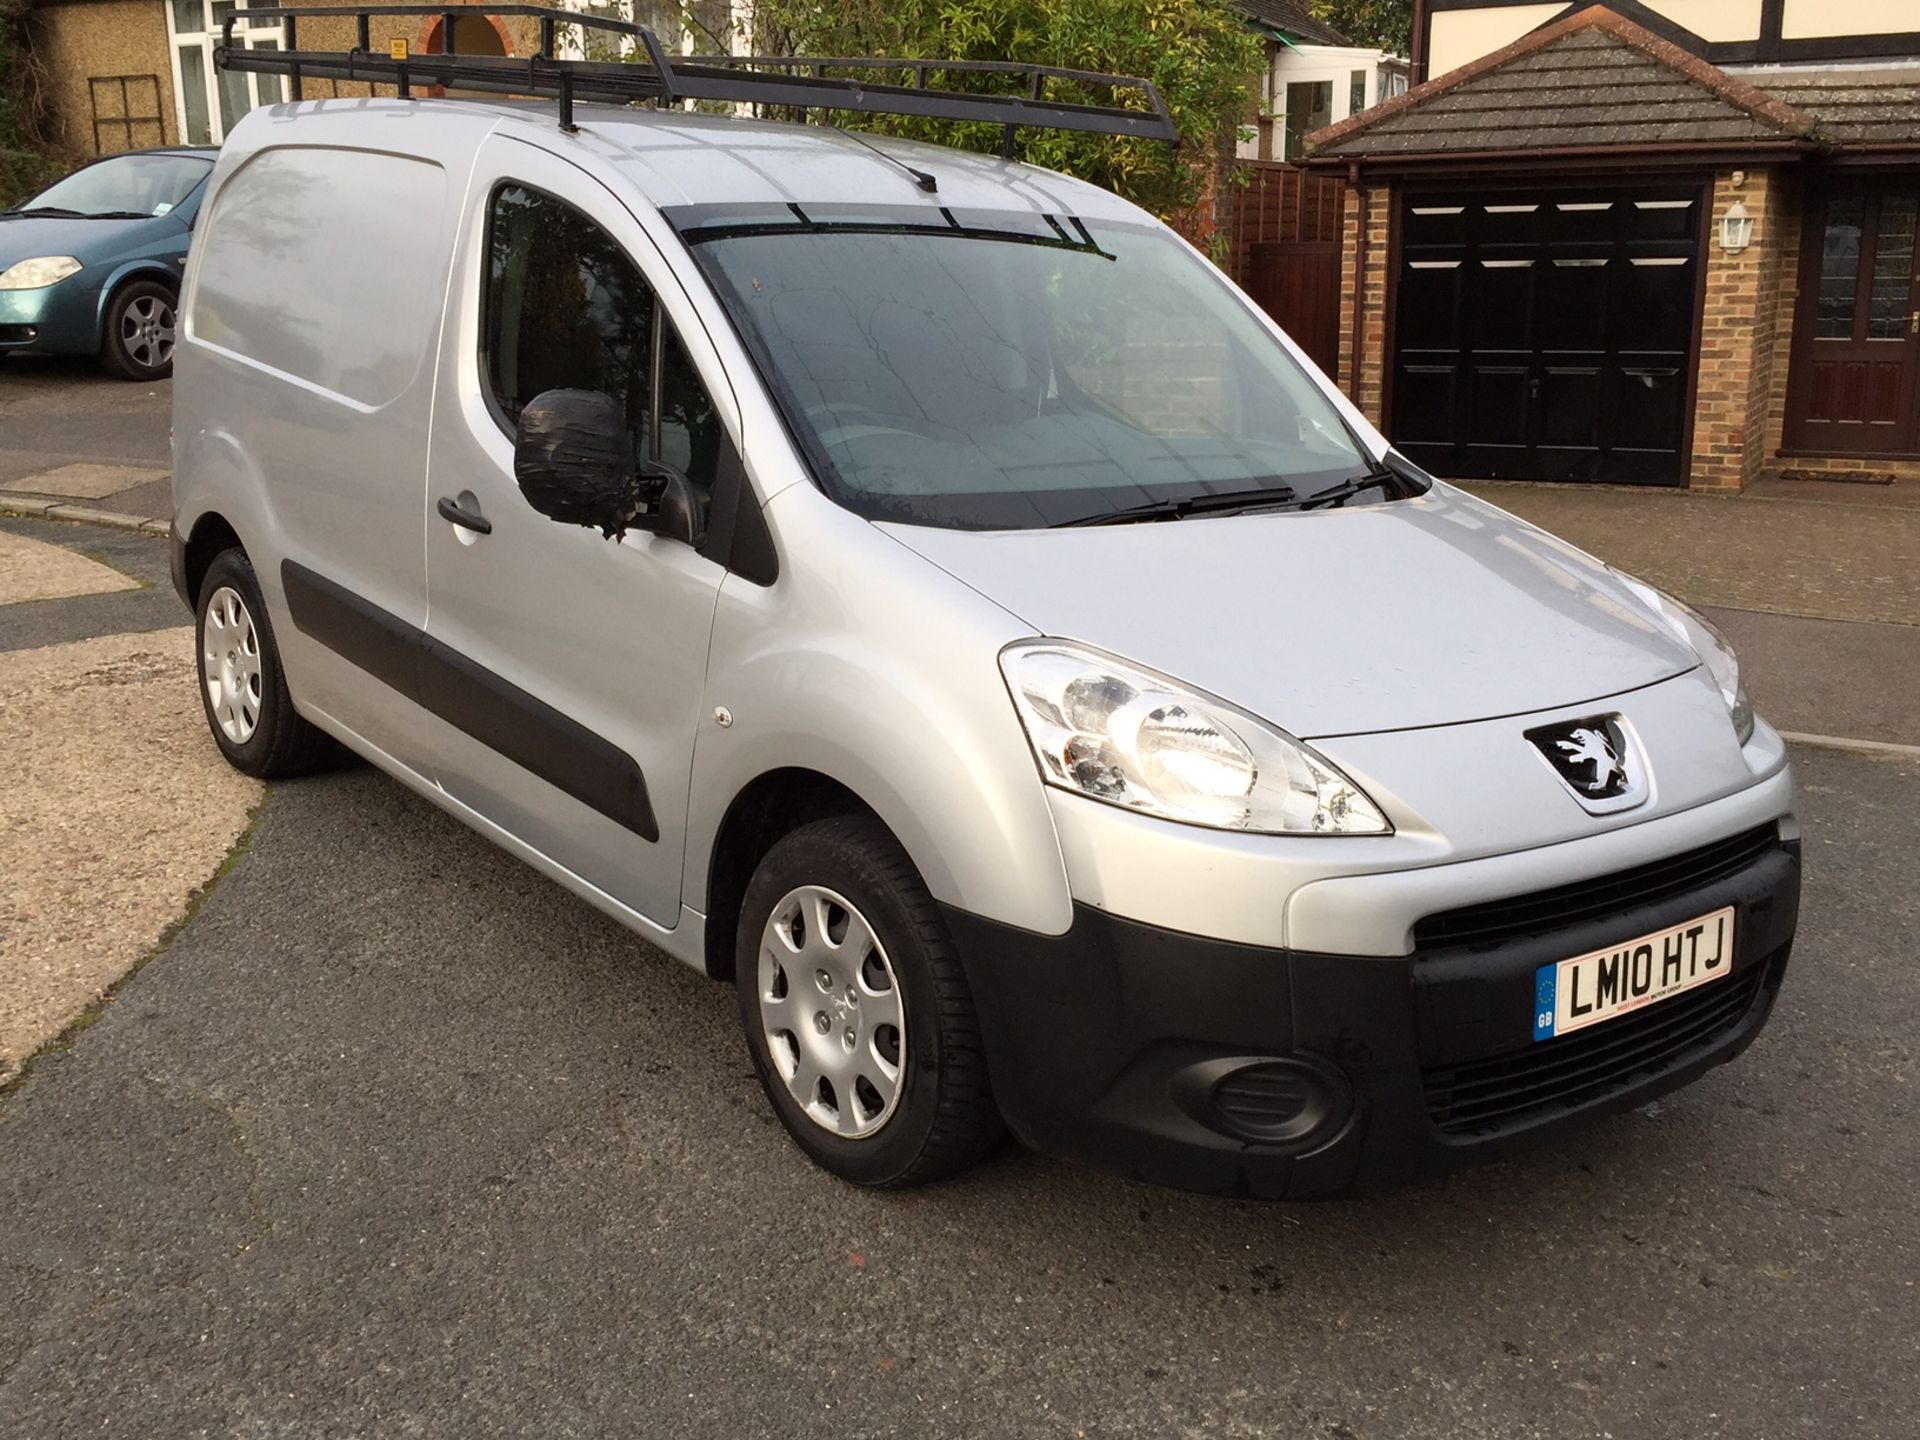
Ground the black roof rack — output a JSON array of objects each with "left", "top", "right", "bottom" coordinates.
[{"left": 216, "top": 5, "right": 1178, "bottom": 153}]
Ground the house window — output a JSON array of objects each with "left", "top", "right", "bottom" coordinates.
[
  {"left": 1284, "top": 80, "right": 1332, "bottom": 161},
  {"left": 1349, "top": 69, "right": 1367, "bottom": 119},
  {"left": 165, "top": 1, "right": 284, "bottom": 145},
  {"left": 1817, "top": 195, "right": 1866, "bottom": 338},
  {"left": 1869, "top": 197, "right": 1917, "bottom": 339}
]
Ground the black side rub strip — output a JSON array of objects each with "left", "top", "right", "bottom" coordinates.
[{"left": 281, "top": 560, "right": 658, "bottom": 843}]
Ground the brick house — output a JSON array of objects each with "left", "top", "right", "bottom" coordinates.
[
  {"left": 23, "top": 1, "right": 728, "bottom": 154},
  {"left": 1305, "top": 3, "right": 1920, "bottom": 491}
]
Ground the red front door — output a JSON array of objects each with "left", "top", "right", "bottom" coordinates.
[{"left": 1784, "top": 179, "right": 1920, "bottom": 458}]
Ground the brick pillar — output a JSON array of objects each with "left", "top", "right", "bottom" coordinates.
[
  {"left": 1337, "top": 180, "right": 1390, "bottom": 423},
  {"left": 1688, "top": 167, "right": 1783, "bottom": 492}
]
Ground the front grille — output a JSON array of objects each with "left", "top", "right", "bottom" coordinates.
[
  {"left": 1414, "top": 825, "right": 1780, "bottom": 951},
  {"left": 1423, "top": 956, "right": 1774, "bottom": 1136}
]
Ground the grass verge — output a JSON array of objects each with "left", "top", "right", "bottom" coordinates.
[{"left": 0, "top": 789, "right": 270, "bottom": 1104}]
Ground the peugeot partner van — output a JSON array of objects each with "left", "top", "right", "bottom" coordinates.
[{"left": 170, "top": 16, "right": 1799, "bottom": 1198}]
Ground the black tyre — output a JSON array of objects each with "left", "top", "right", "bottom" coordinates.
[
  {"left": 100, "top": 279, "right": 177, "bottom": 381},
  {"left": 195, "top": 548, "right": 331, "bottom": 778},
  {"left": 735, "top": 815, "right": 1002, "bottom": 1187}
]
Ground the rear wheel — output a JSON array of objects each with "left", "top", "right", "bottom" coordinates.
[
  {"left": 195, "top": 548, "right": 331, "bottom": 778},
  {"left": 100, "top": 279, "right": 176, "bottom": 381},
  {"left": 735, "top": 815, "right": 1002, "bottom": 1186}
]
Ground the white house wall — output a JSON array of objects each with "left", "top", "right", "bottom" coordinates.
[
  {"left": 1781, "top": 0, "right": 1917, "bottom": 39},
  {"left": 1427, "top": 4, "right": 1571, "bottom": 76},
  {"left": 1638, "top": 0, "right": 1763, "bottom": 43}
]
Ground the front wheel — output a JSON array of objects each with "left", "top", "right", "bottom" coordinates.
[
  {"left": 735, "top": 815, "right": 1002, "bottom": 1187},
  {"left": 100, "top": 279, "right": 177, "bottom": 381}
]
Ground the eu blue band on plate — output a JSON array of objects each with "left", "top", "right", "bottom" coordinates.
[{"left": 1533, "top": 963, "right": 1558, "bottom": 1042}]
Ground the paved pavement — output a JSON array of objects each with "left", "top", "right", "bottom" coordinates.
[
  {"left": 0, "top": 518, "right": 260, "bottom": 1083},
  {"left": 3, "top": 366, "right": 1918, "bottom": 1437}
]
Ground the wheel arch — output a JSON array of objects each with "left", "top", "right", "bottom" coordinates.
[
  {"left": 179, "top": 510, "right": 245, "bottom": 608},
  {"left": 90, "top": 261, "right": 181, "bottom": 346},
  {"left": 702, "top": 767, "right": 884, "bottom": 982}
]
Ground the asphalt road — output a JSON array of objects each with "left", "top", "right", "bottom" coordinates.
[
  {"left": 1, "top": 740, "right": 1912, "bottom": 1439},
  {"left": 0, "top": 358, "right": 172, "bottom": 516}
]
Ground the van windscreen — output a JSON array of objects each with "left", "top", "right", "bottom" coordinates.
[{"left": 676, "top": 206, "right": 1375, "bottom": 530}]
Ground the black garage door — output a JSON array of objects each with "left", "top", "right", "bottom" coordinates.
[{"left": 1389, "top": 187, "right": 1703, "bottom": 485}]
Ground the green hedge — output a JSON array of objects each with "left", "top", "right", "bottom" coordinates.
[{"left": 0, "top": 147, "right": 60, "bottom": 207}]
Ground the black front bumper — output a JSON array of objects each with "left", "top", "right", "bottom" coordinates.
[{"left": 943, "top": 826, "right": 1800, "bottom": 1199}]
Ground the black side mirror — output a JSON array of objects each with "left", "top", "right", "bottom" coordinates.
[{"left": 512, "top": 388, "right": 700, "bottom": 546}]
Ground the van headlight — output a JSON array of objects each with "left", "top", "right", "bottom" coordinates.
[
  {"left": 0, "top": 256, "right": 82, "bottom": 290},
  {"left": 999, "top": 641, "right": 1391, "bottom": 835},
  {"left": 1611, "top": 570, "right": 1754, "bottom": 745}
]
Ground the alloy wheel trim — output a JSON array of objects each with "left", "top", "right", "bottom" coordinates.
[
  {"left": 757, "top": 883, "right": 907, "bottom": 1140},
  {"left": 201, "top": 584, "right": 263, "bottom": 744},
  {"left": 122, "top": 294, "right": 176, "bottom": 370}
]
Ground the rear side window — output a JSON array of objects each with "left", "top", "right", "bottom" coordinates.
[
  {"left": 190, "top": 147, "right": 448, "bottom": 407},
  {"left": 483, "top": 184, "right": 721, "bottom": 520}
]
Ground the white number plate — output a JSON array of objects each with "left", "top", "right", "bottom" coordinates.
[{"left": 1533, "top": 907, "right": 1735, "bottom": 1042}]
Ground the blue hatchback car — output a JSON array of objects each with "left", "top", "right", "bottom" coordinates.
[{"left": 1, "top": 147, "right": 217, "bottom": 381}]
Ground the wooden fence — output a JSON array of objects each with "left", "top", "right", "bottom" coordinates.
[{"left": 1171, "top": 161, "right": 1348, "bottom": 380}]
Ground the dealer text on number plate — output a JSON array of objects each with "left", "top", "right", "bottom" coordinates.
[{"left": 1533, "top": 907, "right": 1735, "bottom": 1042}]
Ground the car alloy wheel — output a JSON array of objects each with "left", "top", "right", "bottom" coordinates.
[
  {"left": 201, "top": 584, "right": 263, "bottom": 744},
  {"left": 120, "top": 293, "right": 175, "bottom": 372},
  {"left": 756, "top": 884, "right": 906, "bottom": 1139}
]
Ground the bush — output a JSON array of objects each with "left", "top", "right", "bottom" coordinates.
[
  {"left": 750, "top": 0, "right": 1262, "bottom": 223},
  {"left": 0, "top": 147, "right": 59, "bottom": 207},
  {"left": 0, "top": 0, "right": 57, "bottom": 206}
]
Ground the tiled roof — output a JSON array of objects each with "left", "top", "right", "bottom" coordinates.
[
  {"left": 1757, "top": 70, "right": 1920, "bottom": 148},
  {"left": 1238, "top": 0, "right": 1352, "bottom": 50},
  {"left": 1308, "top": 5, "right": 1817, "bottom": 159}
]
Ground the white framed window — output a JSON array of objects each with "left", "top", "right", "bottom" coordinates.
[{"left": 165, "top": 1, "right": 286, "bottom": 145}]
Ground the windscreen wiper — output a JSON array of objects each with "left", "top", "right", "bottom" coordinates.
[
  {"left": 8, "top": 206, "right": 88, "bottom": 219},
  {"left": 1054, "top": 485, "right": 1299, "bottom": 527},
  {"left": 1294, "top": 453, "right": 1435, "bottom": 511},
  {"left": 82, "top": 210, "right": 160, "bottom": 220}
]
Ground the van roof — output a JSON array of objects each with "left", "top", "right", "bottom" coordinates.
[{"left": 236, "top": 98, "right": 1144, "bottom": 224}]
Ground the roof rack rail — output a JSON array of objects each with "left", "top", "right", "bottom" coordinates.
[{"left": 216, "top": 5, "right": 1178, "bottom": 152}]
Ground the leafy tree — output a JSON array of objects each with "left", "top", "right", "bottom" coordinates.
[
  {"left": 1310, "top": 0, "right": 1412, "bottom": 56},
  {"left": 748, "top": 0, "right": 1263, "bottom": 223},
  {"left": 0, "top": 0, "right": 57, "bottom": 205}
]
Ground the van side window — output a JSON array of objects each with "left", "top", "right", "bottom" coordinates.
[
  {"left": 659, "top": 327, "right": 721, "bottom": 511},
  {"left": 484, "top": 183, "right": 721, "bottom": 521}
]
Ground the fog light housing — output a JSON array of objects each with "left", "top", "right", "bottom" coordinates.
[{"left": 1170, "top": 1055, "right": 1354, "bottom": 1148}]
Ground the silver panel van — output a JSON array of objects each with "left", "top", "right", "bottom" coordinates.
[{"left": 171, "top": 17, "right": 1799, "bottom": 1197}]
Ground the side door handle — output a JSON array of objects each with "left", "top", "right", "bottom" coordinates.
[{"left": 437, "top": 496, "right": 492, "bottom": 535}]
